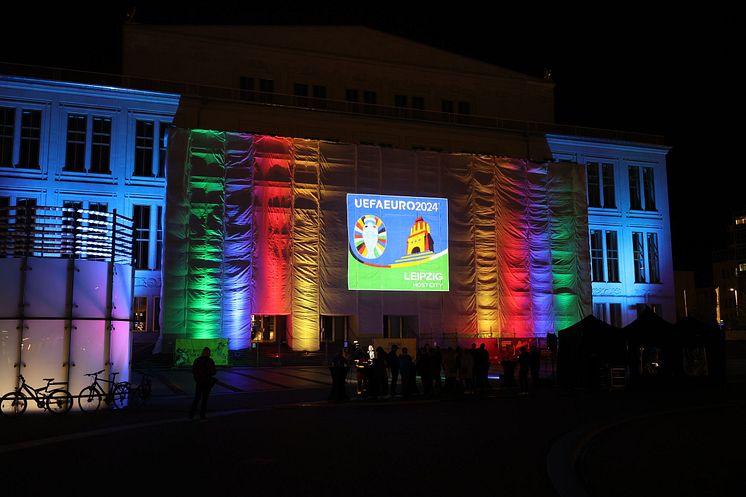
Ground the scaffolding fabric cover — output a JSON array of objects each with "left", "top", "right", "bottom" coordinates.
[{"left": 163, "top": 130, "right": 591, "bottom": 351}]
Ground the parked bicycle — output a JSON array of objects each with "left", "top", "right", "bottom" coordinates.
[
  {"left": 0, "top": 375, "right": 73, "bottom": 417},
  {"left": 78, "top": 370, "right": 129, "bottom": 412}
]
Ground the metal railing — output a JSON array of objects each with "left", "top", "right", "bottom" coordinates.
[{"left": 0, "top": 205, "right": 133, "bottom": 264}]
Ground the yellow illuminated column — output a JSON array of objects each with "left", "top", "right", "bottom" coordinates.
[{"left": 291, "top": 139, "right": 321, "bottom": 351}]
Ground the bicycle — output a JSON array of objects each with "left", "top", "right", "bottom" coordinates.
[
  {"left": 0, "top": 375, "right": 73, "bottom": 417},
  {"left": 78, "top": 370, "right": 129, "bottom": 412}
]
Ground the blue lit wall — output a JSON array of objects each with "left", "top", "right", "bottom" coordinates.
[
  {"left": 0, "top": 76, "right": 179, "bottom": 332},
  {"left": 546, "top": 134, "right": 674, "bottom": 326}
]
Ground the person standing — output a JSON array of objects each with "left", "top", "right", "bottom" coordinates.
[
  {"left": 398, "top": 347, "right": 413, "bottom": 397},
  {"left": 190, "top": 347, "right": 217, "bottom": 420},
  {"left": 530, "top": 346, "right": 542, "bottom": 386},
  {"left": 518, "top": 347, "right": 530, "bottom": 396},
  {"left": 387, "top": 344, "right": 400, "bottom": 396}
]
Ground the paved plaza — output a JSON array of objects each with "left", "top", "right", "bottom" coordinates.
[{"left": 2, "top": 365, "right": 744, "bottom": 496}]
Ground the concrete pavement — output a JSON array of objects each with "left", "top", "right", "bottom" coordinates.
[{"left": 2, "top": 366, "right": 745, "bottom": 496}]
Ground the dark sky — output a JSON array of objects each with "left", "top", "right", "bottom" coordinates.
[{"left": 1, "top": 5, "right": 739, "bottom": 285}]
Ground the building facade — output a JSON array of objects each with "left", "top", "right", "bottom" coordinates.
[
  {"left": 712, "top": 213, "right": 746, "bottom": 328},
  {"left": 0, "top": 76, "right": 179, "bottom": 333},
  {"left": 1, "top": 26, "right": 674, "bottom": 345}
]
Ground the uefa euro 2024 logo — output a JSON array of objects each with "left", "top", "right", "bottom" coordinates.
[{"left": 353, "top": 215, "right": 387, "bottom": 259}]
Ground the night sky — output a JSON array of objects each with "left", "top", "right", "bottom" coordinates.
[{"left": 1, "top": 5, "right": 739, "bottom": 285}]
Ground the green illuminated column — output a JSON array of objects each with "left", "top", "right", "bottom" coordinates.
[{"left": 548, "top": 162, "right": 592, "bottom": 331}]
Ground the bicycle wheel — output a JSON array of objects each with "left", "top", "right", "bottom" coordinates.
[
  {"left": 46, "top": 389, "right": 73, "bottom": 415},
  {"left": 112, "top": 383, "right": 129, "bottom": 409},
  {"left": 78, "top": 386, "right": 102, "bottom": 412},
  {"left": 0, "top": 392, "right": 28, "bottom": 417}
]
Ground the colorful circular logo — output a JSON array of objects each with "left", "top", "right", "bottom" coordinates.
[{"left": 354, "top": 215, "right": 387, "bottom": 259}]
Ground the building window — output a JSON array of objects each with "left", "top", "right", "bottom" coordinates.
[
  {"left": 65, "top": 115, "right": 112, "bottom": 174},
  {"left": 606, "top": 231, "right": 620, "bottom": 282},
  {"left": 251, "top": 315, "right": 287, "bottom": 342},
  {"left": 91, "top": 117, "right": 112, "bottom": 174},
  {"left": 18, "top": 110, "right": 41, "bottom": 168},
  {"left": 345, "top": 89, "right": 358, "bottom": 102},
  {"left": 294, "top": 83, "right": 309, "bottom": 97},
  {"left": 647, "top": 232, "right": 661, "bottom": 283},
  {"left": 88, "top": 202, "right": 108, "bottom": 215},
  {"left": 239, "top": 76, "right": 255, "bottom": 101},
  {"left": 629, "top": 165, "right": 656, "bottom": 211},
  {"left": 632, "top": 231, "right": 661, "bottom": 284},
  {"left": 412, "top": 96, "right": 425, "bottom": 119},
  {"left": 312, "top": 85, "right": 326, "bottom": 98},
  {"left": 155, "top": 205, "right": 163, "bottom": 270},
  {"left": 643, "top": 167, "right": 656, "bottom": 211},
  {"left": 593, "top": 302, "right": 606, "bottom": 322},
  {"left": 457, "top": 101, "right": 471, "bottom": 115},
  {"left": 320, "top": 315, "right": 350, "bottom": 342},
  {"left": 133, "top": 296, "right": 147, "bottom": 332},
  {"left": 345, "top": 89, "right": 360, "bottom": 112},
  {"left": 363, "top": 91, "right": 377, "bottom": 114},
  {"left": 134, "top": 120, "right": 154, "bottom": 177},
  {"left": 294, "top": 83, "right": 309, "bottom": 107},
  {"left": 590, "top": 229, "right": 619, "bottom": 283},
  {"left": 590, "top": 230, "right": 604, "bottom": 282},
  {"left": 132, "top": 205, "right": 150, "bottom": 269},
  {"left": 594, "top": 303, "right": 622, "bottom": 327},
  {"left": 633, "top": 232, "right": 646, "bottom": 283},
  {"left": 442, "top": 100, "right": 454, "bottom": 114},
  {"left": 609, "top": 303, "right": 622, "bottom": 327},
  {"left": 0, "top": 107, "right": 14, "bottom": 166},
  {"left": 586, "top": 162, "right": 615, "bottom": 208},
  {"left": 258, "top": 79, "right": 275, "bottom": 103},
  {"left": 312, "top": 85, "right": 327, "bottom": 108},
  {"left": 586, "top": 164, "right": 601, "bottom": 207},
  {"left": 65, "top": 114, "right": 87, "bottom": 172},
  {"left": 602, "top": 164, "right": 616, "bottom": 208},
  {"left": 158, "top": 122, "right": 172, "bottom": 178}
]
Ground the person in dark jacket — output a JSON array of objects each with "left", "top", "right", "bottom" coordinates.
[
  {"left": 387, "top": 344, "right": 400, "bottom": 396},
  {"left": 530, "top": 346, "right": 541, "bottom": 386},
  {"left": 190, "top": 347, "right": 217, "bottom": 420},
  {"left": 398, "top": 347, "right": 413, "bottom": 397},
  {"left": 518, "top": 347, "right": 530, "bottom": 396}
]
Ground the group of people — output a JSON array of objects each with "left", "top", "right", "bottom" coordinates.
[{"left": 331, "top": 343, "right": 493, "bottom": 399}]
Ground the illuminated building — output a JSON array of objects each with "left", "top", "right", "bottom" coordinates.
[
  {"left": 712, "top": 213, "right": 746, "bottom": 328},
  {"left": 1, "top": 26, "right": 674, "bottom": 352}
]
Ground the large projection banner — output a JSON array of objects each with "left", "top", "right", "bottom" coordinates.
[{"left": 347, "top": 194, "right": 449, "bottom": 291}]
